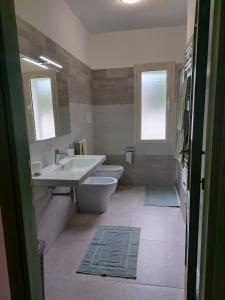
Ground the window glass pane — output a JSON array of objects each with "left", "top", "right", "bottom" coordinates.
[
  {"left": 141, "top": 70, "right": 167, "bottom": 140},
  {"left": 30, "top": 78, "right": 56, "bottom": 141}
]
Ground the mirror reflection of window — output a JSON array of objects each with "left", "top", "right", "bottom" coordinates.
[
  {"left": 20, "top": 56, "right": 59, "bottom": 142},
  {"left": 30, "top": 77, "right": 56, "bottom": 141}
]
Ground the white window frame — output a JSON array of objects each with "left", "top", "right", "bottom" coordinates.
[{"left": 134, "top": 62, "right": 175, "bottom": 144}]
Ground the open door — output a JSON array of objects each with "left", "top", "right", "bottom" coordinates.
[
  {"left": 184, "top": 0, "right": 211, "bottom": 299},
  {"left": 0, "top": 1, "right": 43, "bottom": 299},
  {"left": 198, "top": 1, "right": 225, "bottom": 299}
]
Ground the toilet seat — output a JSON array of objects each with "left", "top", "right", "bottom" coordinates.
[
  {"left": 97, "top": 165, "right": 124, "bottom": 172},
  {"left": 82, "top": 176, "right": 117, "bottom": 185},
  {"left": 95, "top": 165, "right": 124, "bottom": 180}
]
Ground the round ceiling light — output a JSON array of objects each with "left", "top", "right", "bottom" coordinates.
[{"left": 121, "top": 0, "right": 140, "bottom": 4}]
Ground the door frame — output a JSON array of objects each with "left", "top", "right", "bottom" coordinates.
[
  {"left": 186, "top": 0, "right": 211, "bottom": 299},
  {"left": 199, "top": 0, "right": 225, "bottom": 299},
  {"left": 0, "top": 1, "right": 42, "bottom": 299}
]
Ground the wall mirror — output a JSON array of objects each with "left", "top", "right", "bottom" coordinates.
[{"left": 20, "top": 55, "right": 71, "bottom": 142}]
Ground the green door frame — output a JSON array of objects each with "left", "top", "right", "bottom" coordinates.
[
  {"left": 0, "top": 1, "right": 42, "bottom": 299},
  {"left": 199, "top": 0, "right": 225, "bottom": 299},
  {"left": 186, "top": 0, "right": 211, "bottom": 298}
]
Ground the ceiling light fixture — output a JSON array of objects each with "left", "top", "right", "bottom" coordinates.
[
  {"left": 22, "top": 57, "right": 48, "bottom": 69},
  {"left": 121, "top": 0, "right": 140, "bottom": 4},
  {"left": 40, "top": 56, "right": 63, "bottom": 69}
]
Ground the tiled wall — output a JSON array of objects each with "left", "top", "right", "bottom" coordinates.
[
  {"left": 93, "top": 68, "right": 177, "bottom": 186},
  {"left": 92, "top": 68, "right": 134, "bottom": 105},
  {"left": 16, "top": 17, "right": 95, "bottom": 251},
  {"left": 106, "top": 155, "right": 176, "bottom": 186},
  {"left": 34, "top": 186, "right": 75, "bottom": 252},
  {"left": 17, "top": 16, "right": 95, "bottom": 166}
]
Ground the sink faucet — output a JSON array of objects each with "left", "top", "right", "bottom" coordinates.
[{"left": 55, "top": 149, "right": 67, "bottom": 165}]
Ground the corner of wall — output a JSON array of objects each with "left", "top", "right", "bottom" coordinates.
[
  {"left": 187, "top": 0, "right": 197, "bottom": 42},
  {"left": 14, "top": 0, "right": 92, "bottom": 67}
]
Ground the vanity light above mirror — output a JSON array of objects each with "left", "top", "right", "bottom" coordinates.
[
  {"left": 39, "top": 56, "right": 63, "bottom": 69},
  {"left": 21, "top": 55, "right": 63, "bottom": 71},
  {"left": 22, "top": 57, "right": 49, "bottom": 70}
]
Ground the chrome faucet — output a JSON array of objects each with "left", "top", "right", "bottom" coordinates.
[{"left": 54, "top": 149, "right": 67, "bottom": 165}]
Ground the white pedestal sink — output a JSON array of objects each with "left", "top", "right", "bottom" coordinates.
[{"left": 32, "top": 155, "right": 106, "bottom": 187}]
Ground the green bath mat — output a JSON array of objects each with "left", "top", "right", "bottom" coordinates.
[
  {"left": 77, "top": 225, "right": 141, "bottom": 279},
  {"left": 145, "top": 187, "right": 180, "bottom": 207}
]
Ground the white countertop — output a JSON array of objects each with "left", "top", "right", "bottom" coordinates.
[{"left": 32, "top": 155, "right": 106, "bottom": 187}]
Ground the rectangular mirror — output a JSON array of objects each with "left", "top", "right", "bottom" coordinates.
[{"left": 20, "top": 55, "right": 71, "bottom": 142}]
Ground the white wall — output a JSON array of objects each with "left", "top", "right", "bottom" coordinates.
[
  {"left": 91, "top": 25, "right": 187, "bottom": 69},
  {"left": 187, "top": 0, "right": 197, "bottom": 42},
  {"left": 14, "top": 0, "right": 91, "bottom": 67},
  {"left": 14, "top": 1, "right": 187, "bottom": 69}
]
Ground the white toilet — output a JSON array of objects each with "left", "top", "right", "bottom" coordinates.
[
  {"left": 76, "top": 177, "right": 118, "bottom": 213},
  {"left": 76, "top": 139, "right": 124, "bottom": 181},
  {"left": 95, "top": 165, "right": 124, "bottom": 180}
]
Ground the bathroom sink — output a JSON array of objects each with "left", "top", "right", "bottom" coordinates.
[
  {"left": 60, "top": 157, "right": 98, "bottom": 171},
  {"left": 32, "top": 155, "right": 106, "bottom": 187}
]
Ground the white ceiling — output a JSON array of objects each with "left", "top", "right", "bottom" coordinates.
[{"left": 65, "top": 0, "right": 187, "bottom": 33}]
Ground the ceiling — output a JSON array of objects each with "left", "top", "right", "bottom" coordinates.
[{"left": 65, "top": 0, "right": 187, "bottom": 33}]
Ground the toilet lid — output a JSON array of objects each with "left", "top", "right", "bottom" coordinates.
[{"left": 97, "top": 165, "right": 124, "bottom": 172}]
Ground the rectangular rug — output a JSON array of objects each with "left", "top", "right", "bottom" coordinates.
[
  {"left": 145, "top": 187, "right": 180, "bottom": 207},
  {"left": 77, "top": 225, "right": 141, "bottom": 279}
]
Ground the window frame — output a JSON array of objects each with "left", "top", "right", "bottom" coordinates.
[{"left": 134, "top": 62, "right": 175, "bottom": 144}]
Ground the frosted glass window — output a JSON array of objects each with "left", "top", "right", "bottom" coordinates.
[
  {"left": 30, "top": 78, "right": 56, "bottom": 141},
  {"left": 141, "top": 70, "right": 167, "bottom": 140}
]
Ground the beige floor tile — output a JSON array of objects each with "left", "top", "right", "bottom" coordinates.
[
  {"left": 45, "top": 275, "right": 126, "bottom": 300},
  {"left": 134, "top": 239, "right": 185, "bottom": 288},
  {"left": 45, "top": 239, "right": 90, "bottom": 276},
  {"left": 125, "top": 284, "right": 184, "bottom": 300},
  {"left": 134, "top": 211, "right": 185, "bottom": 244},
  {"left": 44, "top": 186, "right": 186, "bottom": 300}
]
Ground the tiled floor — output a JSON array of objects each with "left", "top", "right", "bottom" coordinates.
[{"left": 45, "top": 186, "right": 185, "bottom": 300}]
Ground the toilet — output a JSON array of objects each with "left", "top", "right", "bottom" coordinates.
[
  {"left": 76, "top": 139, "right": 124, "bottom": 181},
  {"left": 95, "top": 165, "right": 124, "bottom": 180},
  {"left": 76, "top": 177, "right": 118, "bottom": 213}
]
